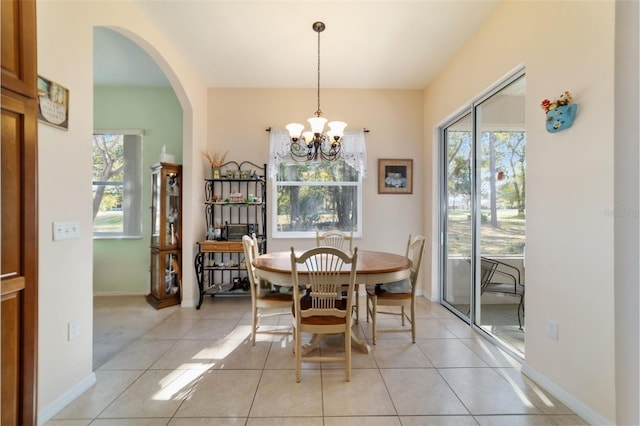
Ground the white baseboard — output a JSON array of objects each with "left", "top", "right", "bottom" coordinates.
[
  {"left": 416, "top": 291, "right": 438, "bottom": 302},
  {"left": 38, "top": 372, "right": 97, "bottom": 425},
  {"left": 93, "top": 291, "right": 146, "bottom": 296},
  {"left": 521, "top": 363, "right": 613, "bottom": 426},
  {"left": 181, "top": 298, "right": 196, "bottom": 308}
]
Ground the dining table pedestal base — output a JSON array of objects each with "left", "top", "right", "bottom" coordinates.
[{"left": 300, "top": 327, "right": 371, "bottom": 355}]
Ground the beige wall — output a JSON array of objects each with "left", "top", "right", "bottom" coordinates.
[
  {"left": 206, "top": 88, "right": 426, "bottom": 257},
  {"left": 34, "top": 0, "right": 634, "bottom": 424},
  {"left": 36, "top": 0, "right": 208, "bottom": 419},
  {"left": 424, "top": 1, "right": 616, "bottom": 424}
]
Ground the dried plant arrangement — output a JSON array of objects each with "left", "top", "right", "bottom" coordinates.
[{"left": 201, "top": 150, "right": 228, "bottom": 168}]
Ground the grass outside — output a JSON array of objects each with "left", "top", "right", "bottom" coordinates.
[
  {"left": 447, "top": 209, "right": 525, "bottom": 256},
  {"left": 95, "top": 208, "right": 523, "bottom": 254},
  {"left": 94, "top": 211, "right": 123, "bottom": 232}
]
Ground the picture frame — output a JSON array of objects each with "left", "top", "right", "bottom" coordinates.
[
  {"left": 37, "top": 75, "right": 69, "bottom": 130},
  {"left": 378, "top": 159, "right": 413, "bottom": 194}
]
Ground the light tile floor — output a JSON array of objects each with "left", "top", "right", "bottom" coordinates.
[{"left": 47, "top": 296, "right": 586, "bottom": 425}]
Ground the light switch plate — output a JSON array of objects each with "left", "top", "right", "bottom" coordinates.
[{"left": 53, "top": 221, "right": 80, "bottom": 241}]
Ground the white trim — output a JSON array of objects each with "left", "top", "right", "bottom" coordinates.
[
  {"left": 93, "top": 291, "right": 146, "bottom": 296},
  {"left": 521, "top": 363, "right": 613, "bottom": 426},
  {"left": 38, "top": 372, "right": 97, "bottom": 425},
  {"left": 181, "top": 298, "right": 196, "bottom": 308},
  {"left": 93, "top": 128, "right": 145, "bottom": 135}
]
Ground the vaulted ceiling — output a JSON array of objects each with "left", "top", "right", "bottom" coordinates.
[{"left": 94, "top": 1, "right": 501, "bottom": 90}]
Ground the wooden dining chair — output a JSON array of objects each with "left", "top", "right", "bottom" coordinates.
[
  {"left": 315, "top": 229, "right": 353, "bottom": 253},
  {"left": 315, "top": 230, "right": 360, "bottom": 322},
  {"left": 242, "top": 235, "right": 293, "bottom": 346},
  {"left": 365, "top": 234, "right": 426, "bottom": 344},
  {"left": 290, "top": 246, "right": 358, "bottom": 382}
]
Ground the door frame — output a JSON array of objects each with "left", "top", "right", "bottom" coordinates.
[{"left": 437, "top": 67, "right": 526, "bottom": 358}]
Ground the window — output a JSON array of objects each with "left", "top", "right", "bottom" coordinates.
[
  {"left": 272, "top": 160, "right": 362, "bottom": 238},
  {"left": 92, "top": 130, "right": 143, "bottom": 238}
]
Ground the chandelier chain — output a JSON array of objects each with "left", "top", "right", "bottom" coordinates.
[{"left": 316, "top": 26, "right": 322, "bottom": 117}]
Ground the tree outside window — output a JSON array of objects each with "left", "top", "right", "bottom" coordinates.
[
  {"left": 273, "top": 160, "right": 361, "bottom": 237},
  {"left": 92, "top": 132, "right": 142, "bottom": 237}
]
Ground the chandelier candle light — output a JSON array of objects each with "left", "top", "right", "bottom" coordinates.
[{"left": 286, "top": 21, "right": 347, "bottom": 162}]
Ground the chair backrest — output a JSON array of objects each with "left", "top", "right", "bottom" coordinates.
[
  {"left": 315, "top": 230, "right": 353, "bottom": 254},
  {"left": 479, "top": 257, "right": 499, "bottom": 290},
  {"left": 242, "top": 234, "right": 261, "bottom": 300},
  {"left": 290, "top": 246, "right": 358, "bottom": 319},
  {"left": 405, "top": 235, "right": 427, "bottom": 294},
  {"left": 479, "top": 256, "right": 521, "bottom": 288}
]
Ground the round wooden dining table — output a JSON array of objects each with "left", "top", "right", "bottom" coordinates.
[{"left": 252, "top": 249, "right": 412, "bottom": 354}]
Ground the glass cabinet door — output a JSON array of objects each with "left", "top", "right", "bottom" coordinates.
[
  {"left": 147, "top": 249, "right": 181, "bottom": 308},
  {"left": 163, "top": 252, "right": 180, "bottom": 296},
  {"left": 150, "top": 249, "right": 159, "bottom": 297},
  {"left": 151, "top": 170, "right": 161, "bottom": 247},
  {"left": 165, "top": 169, "right": 180, "bottom": 248},
  {"left": 150, "top": 162, "right": 181, "bottom": 250}
]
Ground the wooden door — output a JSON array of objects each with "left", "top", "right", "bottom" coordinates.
[{"left": 1, "top": 0, "right": 39, "bottom": 424}]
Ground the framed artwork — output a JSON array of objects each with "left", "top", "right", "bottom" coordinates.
[
  {"left": 378, "top": 159, "right": 413, "bottom": 194},
  {"left": 37, "top": 75, "right": 69, "bottom": 130}
]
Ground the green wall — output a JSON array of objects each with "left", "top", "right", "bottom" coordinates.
[{"left": 93, "top": 86, "right": 183, "bottom": 294}]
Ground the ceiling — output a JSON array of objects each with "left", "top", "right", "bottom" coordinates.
[{"left": 93, "top": 1, "right": 501, "bottom": 90}]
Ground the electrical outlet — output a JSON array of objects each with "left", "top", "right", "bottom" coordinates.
[
  {"left": 68, "top": 320, "right": 80, "bottom": 340},
  {"left": 546, "top": 319, "right": 558, "bottom": 340}
]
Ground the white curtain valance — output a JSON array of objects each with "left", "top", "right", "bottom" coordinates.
[{"left": 268, "top": 128, "right": 367, "bottom": 179}]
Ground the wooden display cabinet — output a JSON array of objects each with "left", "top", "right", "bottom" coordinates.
[
  {"left": 146, "top": 162, "right": 182, "bottom": 309},
  {"left": 147, "top": 249, "right": 181, "bottom": 309}
]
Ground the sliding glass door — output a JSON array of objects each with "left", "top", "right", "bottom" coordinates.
[
  {"left": 441, "top": 113, "right": 473, "bottom": 315},
  {"left": 440, "top": 71, "right": 526, "bottom": 356}
]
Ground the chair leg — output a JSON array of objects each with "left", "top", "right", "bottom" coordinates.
[
  {"left": 410, "top": 300, "right": 416, "bottom": 343},
  {"left": 292, "top": 319, "right": 297, "bottom": 354},
  {"left": 517, "top": 295, "right": 524, "bottom": 330},
  {"left": 295, "top": 327, "right": 302, "bottom": 383},
  {"left": 353, "top": 286, "right": 359, "bottom": 324},
  {"left": 366, "top": 293, "right": 371, "bottom": 323},
  {"left": 345, "top": 327, "right": 351, "bottom": 382},
  {"left": 251, "top": 304, "right": 258, "bottom": 346},
  {"left": 371, "top": 295, "right": 377, "bottom": 345}
]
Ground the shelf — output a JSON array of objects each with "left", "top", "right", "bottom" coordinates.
[
  {"left": 206, "top": 178, "right": 264, "bottom": 182},
  {"left": 195, "top": 161, "right": 266, "bottom": 309},
  {"left": 202, "top": 266, "right": 248, "bottom": 271},
  {"left": 202, "top": 283, "right": 251, "bottom": 296},
  {"left": 203, "top": 282, "right": 233, "bottom": 294},
  {"left": 198, "top": 240, "right": 243, "bottom": 252},
  {"left": 206, "top": 202, "right": 263, "bottom": 205}
]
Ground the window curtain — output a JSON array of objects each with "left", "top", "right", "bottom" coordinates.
[{"left": 268, "top": 128, "right": 367, "bottom": 179}]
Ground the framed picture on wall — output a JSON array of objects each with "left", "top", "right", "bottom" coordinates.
[
  {"left": 37, "top": 75, "right": 69, "bottom": 130},
  {"left": 378, "top": 159, "right": 413, "bottom": 194}
]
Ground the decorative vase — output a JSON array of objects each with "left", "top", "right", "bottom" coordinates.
[
  {"left": 211, "top": 167, "right": 221, "bottom": 179},
  {"left": 546, "top": 104, "right": 577, "bottom": 133}
]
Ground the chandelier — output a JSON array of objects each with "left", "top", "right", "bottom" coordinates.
[{"left": 286, "top": 21, "right": 347, "bottom": 162}]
